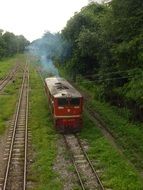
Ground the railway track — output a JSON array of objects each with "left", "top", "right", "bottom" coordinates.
[
  {"left": 37, "top": 66, "right": 106, "bottom": 189},
  {"left": 0, "top": 64, "right": 29, "bottom": 190},
  {"left": 63, "top": 134, "right": 105, "bottom": 190},
  {"left": 0, "top": 64, "right": 19, "bottom": 92},
  {"left": 70, "top": 82, "right": 121, "bottom": 152}
]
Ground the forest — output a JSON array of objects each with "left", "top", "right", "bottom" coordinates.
[
  {"left": 30, "top": 0, "right": 143, "bottom": 121},
  {"left": 0, "top": 29, "right": 29, "bottom": 59}
]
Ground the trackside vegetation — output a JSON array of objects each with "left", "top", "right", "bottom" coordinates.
[
  {"left": 76, "top": 77, "right": 143, "bottom": 173},
  {"left": 0, "top": 74, "right": 22, "bottom": 134},
  {"left": 29, "top": 0, "right": 143, "bottom": 121},
  {"left": 0, "top": 29, "right": 29, "bottom": 60},
  {"left": 28, "top": 63, "right": 62, "bottom": 190},
  {"left": 0, "top": 56, "right": 25, "bottom": 134},
  {"left": 56, "top": 63, "right": 143, "bottom": 189},
  {"left": 0, "top": 56, "right": 17, "bottom": 78},
  {"left": 80, "top": 113, "right": 143, "bottom": 190},
  {"left": 26, "top": 59, "right": 143, "bottom": 189}
]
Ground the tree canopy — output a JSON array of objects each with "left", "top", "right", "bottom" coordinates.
[
  {"left": 29, "top": 0, "right": 143, "bottom": 113},
  {"left": 0, "top": 30, "right": 29, "bottom": 59}
]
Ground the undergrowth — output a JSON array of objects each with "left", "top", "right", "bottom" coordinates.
[
  {"left": 28, "top": 65, "right": 62, "bottom": 190},
  {"left": 0, "top": 55, "right": 25, "bottom": 134},
  {"left": 80, "top": 113, "right": 143, "bottom": 190},
  {"left": 0, "top": 54, "right": 23, "bottom": 78},
  {"left": 77, "top": 77, "right": 143, "bottom": 172}
]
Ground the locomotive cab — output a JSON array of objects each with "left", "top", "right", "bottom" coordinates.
[{"left": 45, "top": 77, "right": 83, "bottom": 133}]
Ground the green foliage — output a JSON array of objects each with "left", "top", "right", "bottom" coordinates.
[
  {"left": 78, "top": 80, "right": 143, "bottom": 172},
  {"left": 31, "top": 0, "right": 143, "bottom": 117},
  {"left": 0, "top": 56, "right": 24, "bottom": 134},
  {"left": 57, "top": 0, "right": 143, "bottom": 112},
  {"left": 80, "top": 113, "right": 143, "bottom": 190},
  {"left": 0, "top": 30, "right": 29, "bottom": 59},
  {"left": 61, "top": 3, "right": 106, "bottom": 76},
  {"left": 111, "top": 0, "right": 143, "bottom": 40},
  {"left": 76, "top": 75, "right": 105, "bottom": 100},
  {"left": 119, "top": 69, "right": 143, "bottom": 105},
  {"left": 28, "top": 64, "right": 63, "bottom": 190}
]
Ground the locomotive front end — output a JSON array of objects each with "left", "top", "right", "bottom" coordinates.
[
  {"left": 54, "top": 96, "right": 83, "bottom": 132},
  {"left": 45, "top": 77, "right": 83, "bottom": 133}
]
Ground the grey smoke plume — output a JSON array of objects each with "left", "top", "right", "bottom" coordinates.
[
  {"left": 41, "top": 55, "right": 59, "bottom": 76},
  {"left": 28, "top": 31, "right": 71, "bottom": 76}
]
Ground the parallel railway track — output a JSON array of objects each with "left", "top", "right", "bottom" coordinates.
[
  {"left": 0, "top": 64, "right": 19, "bottom": 92},
  {"left": 0, "top": 64, "right": 29, "bottom": 190},
  {"left": 63, "top": 134, "right": 105, "bottom": 190}
]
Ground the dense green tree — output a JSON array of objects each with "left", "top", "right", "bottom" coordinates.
[
  {"left": 16, "top": 35, "right": 29, "bottom": 52},
  {"left": 30, "top": 0, "right": 143, "bottom": 113},
  {"left": 61, "top": 3, "right": 106, "bottom": 76},
  {"left": 0, "top": 29, "right": 29, "bottom": 59},
  {"left": 3, "top": 32, "right": 17, "bottom": 56}
]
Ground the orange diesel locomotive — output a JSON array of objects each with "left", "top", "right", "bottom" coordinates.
[{"left": 45, "top": 77, "right": 83, "bottom": 132}]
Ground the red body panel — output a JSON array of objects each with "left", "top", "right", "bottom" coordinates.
[
  {"left": 45, "top": 77, "right": 83, "bottom": 133},
  {"left": 55, "top": 117, "right": 82, "bottom": 132},
  {"left": 54, "top": 98, "right": 83, "bottom": 117}
]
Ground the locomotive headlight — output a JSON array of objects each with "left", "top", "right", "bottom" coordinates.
[{"left": 58, "top": 107, "right": 64, "bottom": 109}]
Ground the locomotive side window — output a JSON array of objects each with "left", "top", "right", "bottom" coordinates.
[
  {"left": 70, "top": 98, "right": 80, "bottom": 106},
  {"left": 58, "top": 98, "right": 68, "bottom": 106}
]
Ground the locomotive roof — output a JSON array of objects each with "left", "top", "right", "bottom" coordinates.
[{"left": 45, "top": 77, "right": 82, "bottom": 98}]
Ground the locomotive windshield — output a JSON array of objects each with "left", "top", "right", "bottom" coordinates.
[
  {"left": 70, "top": 98, "right": 80, "bottom": 106},
  {"left": 58, "top": 98, "right": 80, "bottom": 106},
  {"left": 58, "top": 98, "right": 68, "bottom": 106}
]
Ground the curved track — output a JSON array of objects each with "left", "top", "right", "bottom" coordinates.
[
  {"left": 1, "top": 64, "right": 29, "bottom": 190},
  {"left": 63, "top": 134, "right": 105, "bottom": 190}
]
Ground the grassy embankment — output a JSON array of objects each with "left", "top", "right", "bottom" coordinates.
[
  {"left": 58, "top": 66, "right": 143, "bottom": 189},
  {"left": 0, "top": 55, "right": 25, "bottom": 134},
  {"left": 80, "top": 113, "right": 143, "bottom": 189},
  {"left": 76, "top": 77, "right": 143, "bottom": 172},
  {"left": 0, "top": 54, "right": 24, "bottom": 78},
  {"left": 28, "top": 62, "right": 62, "bottom": 190}
]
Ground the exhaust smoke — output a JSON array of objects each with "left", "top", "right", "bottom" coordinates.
[{"left": 27, "top": 31, "right": 71, "bottom": 76}]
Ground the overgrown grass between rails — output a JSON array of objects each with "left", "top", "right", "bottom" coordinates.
[
  {"left": 0, "top": 54, "right": 25, "bottom": 78},
  {"left": 76, "top": 78, "right": 143, "bottom": 172},
  {"left": 80, "top": 113, "right": 143, "bottom": 190},
  {"left": 28, "top": 66, "right": 63, "bottom": 190},
  {"left": 0, "top": 72, "right": 23, "bottom": 134},
  {"left": 0, "top": 54, "right": 27, "bottom": 134}
]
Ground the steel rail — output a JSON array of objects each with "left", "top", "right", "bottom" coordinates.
[
  {"left": 37, "top": 66, "right": 105, "bottom": 189},
  {"left": 38, "top": 65, "right": 105, "bottom": 189},
  {"left": 75, "top": 134, "right": 105, "bottom": 190},
  {"left": 23, "top": 65, "right": 29, "bottom": 190},
  {"left": 63, "top": 134, "right": 106, "bottom": 190},
  {"left": 2, "top": 64, "right": 29, "bottom": 190},
  {"left": 0, "top": 64, "right": 19, "bottom": 91},
  {"left": 63, "top": 135, "right": 86, "bottom": 190}
]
